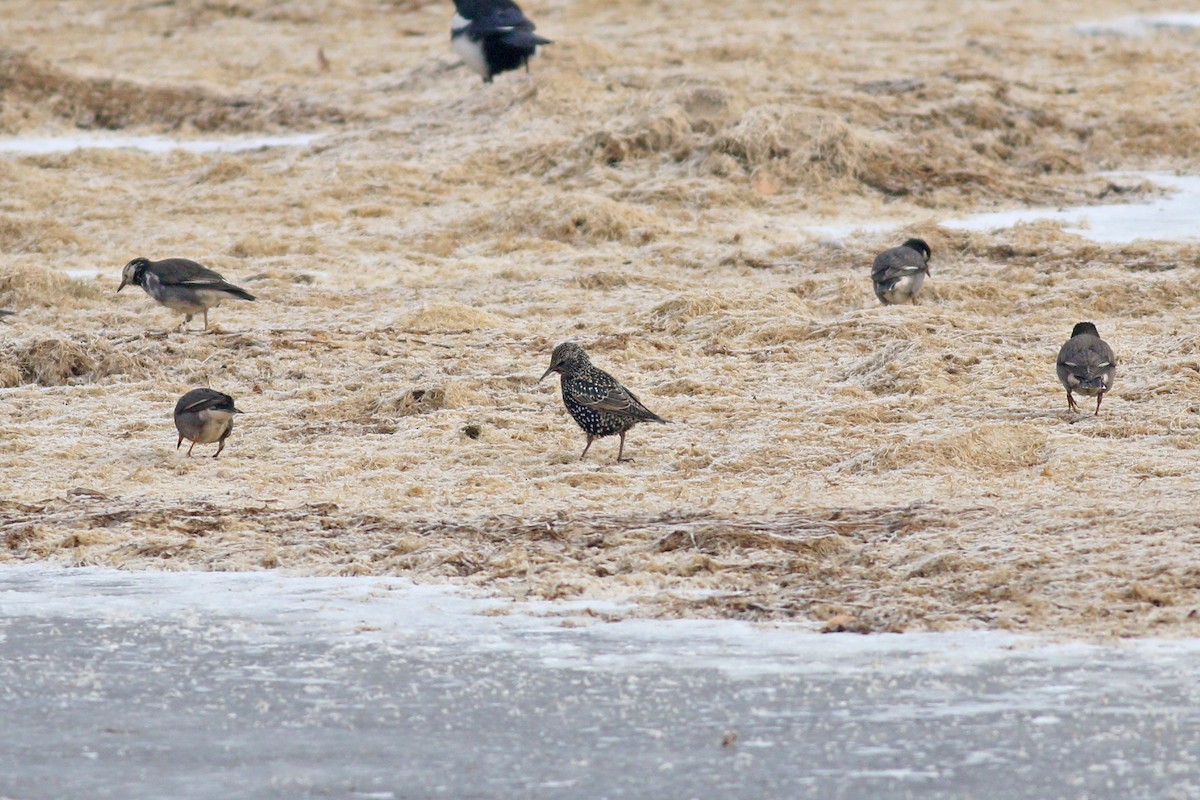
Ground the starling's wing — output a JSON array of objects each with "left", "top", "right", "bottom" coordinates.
[
  {"left": 566, "top": 370, "right": 668, "bottom": 423},
  {"left": 1058, "top": 336, "right": 1116, "bottom": 389},
  {"left": 152, "top": 259, "right": 256, "bottom": 300},
  {"left": 152, "top": 258, "right": 225, "bottom": 285},
  {"left": 176, "top": 388, "right": 237, "bottom": 416},
  {"left": 871, "top": 247, "right": 926, "bottom": 284}
]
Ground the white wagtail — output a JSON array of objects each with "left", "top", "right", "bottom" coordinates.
[
  {"left": 174, "top": 388, "right": 243, "bottom": 458},
  {"left": 451, "top": 0, "right": 551, "bottom": 83},
  {"left": 1056, "top": 322, "right": 1116, "bottom": 415},
  {"left": 871, "top": 238, "right": 931, "bottom": 305},
  {"left": 118, "top": 257, "right": 256, "bottom": 330}
]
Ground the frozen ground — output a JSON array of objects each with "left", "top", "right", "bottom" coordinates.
[
  {"left": 1, "top": 565, "right": 1199, "bottom": 799},
  {"left": 943, "top": 173, "right": 1200, "bottom": 244}
]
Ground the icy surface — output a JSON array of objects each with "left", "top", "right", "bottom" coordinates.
[
  {"left": 0, "top": 133, "right": 321, "bottom": 155},
  {"left": 2, "top": 565, "right": 1199, "bottom": 799},
  {"left": 942, "top": 173, "right": 1200, "bottom": 243},
  {"left": 1074, "top": 14, "right": 1200, "bottom": 36}
]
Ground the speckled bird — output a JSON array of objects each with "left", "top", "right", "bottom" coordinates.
[
  {"left": 1056, "top": 322, "right": 1116, "bottom": 416},
  {"left": 118, "top": 257, "right": 256, "bottom": 331},
  {"left": 539, "top": 342, "right": 669, "bottom": 462},
  {"left": 872, "top": 238, "right": 931, "bottom": 305},
  {"left": 174, "top": 388, "right": 242, "bottom": 458}
]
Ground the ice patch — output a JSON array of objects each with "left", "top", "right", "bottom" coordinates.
[
  {"left": 942, "top": 172, "right": 1200, "bottom": 244},
  {"left": 1074, "top": 14, "right": 1200, "bottom": 36},
  {"left": 0, "top": 133, "right": 322, "bottom": 156}
]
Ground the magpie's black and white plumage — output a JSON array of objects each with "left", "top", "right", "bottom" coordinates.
[
  {"left": 872, "top": 238, "right": 931, "bottom": 305},
  {"left": 1056, "top": 322, "right": 1116, "bottom": 416},
  {"left": 451, "top": 0, "right": 551, "bottom": 83},
  {"left": 540, "top": 342, "right": 670, "bottom": 462},
  {"left": 118, "top": 257, "right": 256, "bottom": 330},
  {"left": 174, "top": 388, "right": 242, "bottom": 458}
]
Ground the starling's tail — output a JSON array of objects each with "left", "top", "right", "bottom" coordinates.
[{"left": 217, "top": 282, "right": 256, "bottom": 302}]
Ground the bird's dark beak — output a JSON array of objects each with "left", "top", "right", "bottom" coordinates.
[
  {"left": 232, "top": 407, "right": 244, "bottom": 415},
  {"left": 539, "top": 364, "right": 556, "bottom": 383},
  {"left": 116, "top": 277, "right": 127, "bottom": 293}
]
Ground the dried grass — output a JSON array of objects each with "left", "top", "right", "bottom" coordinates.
[
  {"left": 2, "top": 0, "right": 1200, "bottom": 638},
  {"left": 0, "top": 49, "right": 345, "bottom": 132}
]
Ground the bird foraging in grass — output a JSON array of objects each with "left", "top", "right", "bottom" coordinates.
[
  {"left": 539, "top": 342, "right": 670, "bottom": 462},
  {"left": 174, "top": 388, "right": 242, "bottom": 458},
  {"left": 118, "top": 257, "right": 256, "bottom": 331},
  {"left": 872, "top": 238, "right": 931, "bottom": 305},
  {"left": 451, "top": 0, "right": 551, "bottom": 83},
  {"left": 1057, "top": 322, "right": 1116, "bottom": 416}
]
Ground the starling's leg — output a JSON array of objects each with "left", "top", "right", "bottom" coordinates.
[
  {"left": 580, "top": 435, "right": 594, "bottom": 460},
  {"left": 617, "top": 431, "right": 628, "bottom": 462},
  {"left": 179, "top": 315, "right": 191, "bottom": 331},
  {"left": 203, "top": 309, "right": 209, "bottom": 331},
  {"left": 187, "top": 440, "right": 196, "bottom": 457},
  {"left": 177, "top": 434, "right": 184, "bottom": 450},
  {"left": 214, "top": 439, "right": 224, "bottom": 459},
  {"left": 1095, "top": 393, "right": 1103, "bottom": 416},
  {"left": 1066, "top": 391, "right": 1077, "bottom": 413}
]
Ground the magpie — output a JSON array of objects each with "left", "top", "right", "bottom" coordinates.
[{"left": 451, "top": 0, "right": 551, "bottom": 83}]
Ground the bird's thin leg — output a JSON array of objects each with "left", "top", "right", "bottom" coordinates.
[
  {"left": 580, "top": 435, "right": 594, "bottom": 460},
  {"left": 617, "top": 431, "right": 628, "bottom": 462},
  {"left": 203, "top": 309, "right": 209, "bottom": 331},
  {"left": 1066, "top": 391, "right": 1077, "bottom": 412},
  {"left": 214, "top": 439, "right": 224, "bottom": 459},
  {"left": 1095, "top": 393, "right": 1103, "bottom": 416},
  {"left": 177, "top": 434, "right": 184, "bottom": 450},
  {"left": 187, "top": 440, "right": 196, "bottom": 457}
]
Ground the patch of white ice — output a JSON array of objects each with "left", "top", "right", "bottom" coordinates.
[
  {"left": 942, "top": 172, "right": 1200, "bottom": 244},
  {"left": 0, "top": 133, "right": 321, "bottom": 156},
  {"left": 1073, "top": 14, "right": 1200, "bottom": 36}
]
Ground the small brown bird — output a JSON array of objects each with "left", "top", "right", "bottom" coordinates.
[
  {"left": 539, "top": 342, "right": 670, "bottom": 462},
  {"left": 872, "top": 238, "right": 931, "bottom": 305},
  {"left": 174, "top": 388, "right": 242, "bottom": 458},
  {"left": 1056, "top": 322, "right": 1116, "bottom": 415}
]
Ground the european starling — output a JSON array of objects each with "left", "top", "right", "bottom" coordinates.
[
  {"left": 1056, "top": 322, "right": 1116, "bottom": 415},
  {"left": 539, "top": 342, "right": 669, "bottom": 462},
  {"left": 451, "top": 0, "right": 551, "bottom": 83},
  {"left": 174, "top": 388, "right": 242, "bottom": 458},
  {"left": 118, "top": 257, "right": 256, "bottom": 330},
  {"left": 872, "top": 238, "right": 931, "bottom": 305}
]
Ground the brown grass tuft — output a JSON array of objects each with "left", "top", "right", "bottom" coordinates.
[
  {"left": 0, "top": 49, "right": 344, "bottom": 132},
  {"left": 1, "top": 337, "right": 152, "bottom": 387},
  {"left": 401, "top": 302, "right": 503, "bottom": 333},
  {"left": 875, "top": 424, "right": 1047, "bottom": 474}
]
